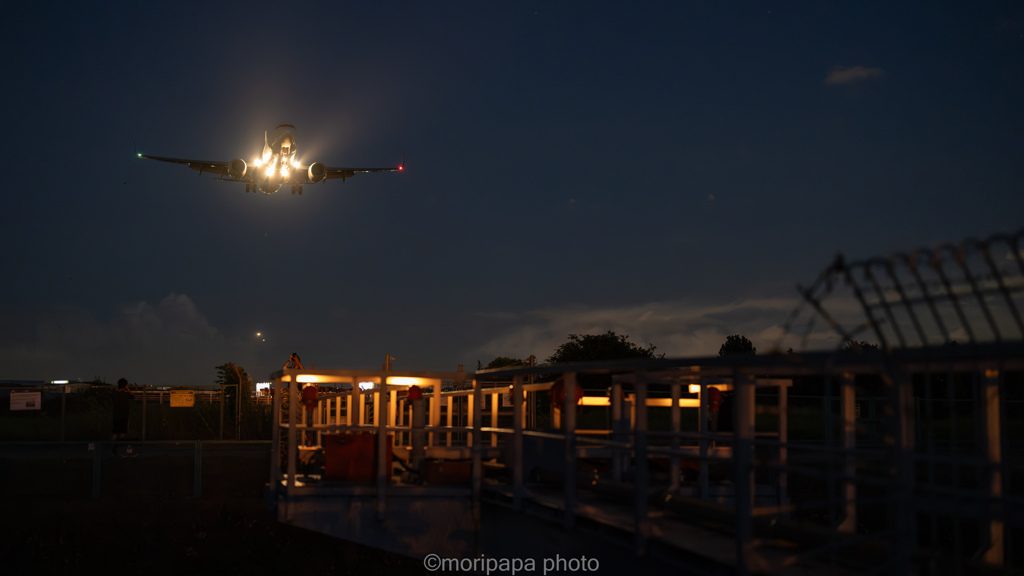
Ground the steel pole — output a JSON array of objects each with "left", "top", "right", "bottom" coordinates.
[
  {"left": 141, "top": 384, "right": 147, "bottom": 442},
  {"left": 60, "top": 385, "right": 66, "bottom": 442},
  {"left": 233, "top": 365, "right": 243, "bottom": 441}
]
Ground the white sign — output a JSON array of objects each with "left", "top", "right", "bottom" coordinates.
[
  {"left": 501, "top": 392, "right": 512, "bottom": 408},
  {"left": 11, "top": 391, "right": 41, "bottom": 411}
]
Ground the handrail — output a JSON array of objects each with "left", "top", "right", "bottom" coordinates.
[{"left": 267, "top": 353, "right": 1020, "bottom": 573}]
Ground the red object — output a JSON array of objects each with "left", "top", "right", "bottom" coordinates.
[
  {"left": 707, "top": 387, "right": 722, "bottom": 413},
  {"left": 407, "top": 385, "right": 422, "bottom": 401},
  {"left": 550, "top": 376, "right": 584, "bottom": 411},
  {"left": 421, "top": 459, "right": 472, "bottom": 484},
  {"left": 301, "top": 384, "right": 318, "bottom": 410},
  {"left": 323, "top": 433, "right": 394, "bottom": 482}
]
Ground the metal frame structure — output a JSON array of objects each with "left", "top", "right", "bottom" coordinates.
[
  {"left": 266, "top": 229, "right": 1023, "bottom": 573},
  {"left": 266, "top": 345, "right": 1022, "bottom": 574}
]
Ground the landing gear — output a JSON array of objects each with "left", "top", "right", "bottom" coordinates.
[
  {"left": 245, "top": 183, "right": 251, "bottom": 193},
  {"left": 290, "top": 186, "right": 304, "bottom": 195}
]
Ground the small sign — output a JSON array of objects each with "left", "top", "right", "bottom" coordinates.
[
  {"left": 170, "top": 390, "right": 195, "bottom": 407},
  {"left": 855, "top": 403, "right": 861, "bottom": 418},
  {"left": 11, "top": 391, "right": 41, "bottom": 411},
  {"left": 501, "top": 392, "right": 511, "bottom": 408}
]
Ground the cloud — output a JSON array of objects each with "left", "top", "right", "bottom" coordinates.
[
  {"left": 825, "top": 65, "right": 884, "bottom": 85},
  {"left": 1, "top": 294, "right": 256, "bottom": 386},
  {"left": 472, "top": 296, "right": 848, "bottom": 362}
]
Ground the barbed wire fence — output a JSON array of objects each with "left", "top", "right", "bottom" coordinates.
[{"left": 774, "top": 227, "right": 1024, "bottom": 353}]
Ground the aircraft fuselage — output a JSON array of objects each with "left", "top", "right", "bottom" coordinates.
[
  {"left": 254, "top": 123, "right": 300, "bottom": 194},
  {"left": 138, "top": 123, "right": 401, "bottom": 196}
]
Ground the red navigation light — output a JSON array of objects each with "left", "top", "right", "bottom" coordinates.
[{"left": 398, "top": 165, "right": 404, "bottom": 171}]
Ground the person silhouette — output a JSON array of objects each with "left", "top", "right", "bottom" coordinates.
[{"left": 111, "top": 378, "right": 134, "bottom": 441}]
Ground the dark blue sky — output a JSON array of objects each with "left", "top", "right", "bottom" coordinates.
[{"left": 2, "top": 2, "right": 1022, "bottom": 385}]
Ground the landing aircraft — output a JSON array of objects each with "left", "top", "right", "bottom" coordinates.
[{"left": 137, "top": 123, "right": 402, "bottom": 195}]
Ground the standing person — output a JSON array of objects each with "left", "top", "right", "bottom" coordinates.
[
  {"left": 283, "top": 352, "right": 304, "bottom": 370},
  {"left": 112, "top": 378, "right": 134, "bottom": 441}
]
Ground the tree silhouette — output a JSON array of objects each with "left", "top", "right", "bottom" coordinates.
[
  {"left": 485, "top": 356, "right": 526, "bottom": 369},
  {"left": 216, "top": 362, "right": 253, "bottom": 413},
  {"left": 718, "top": 334, "right": 756, "bottom": 356},
  {"left": 547, "top": 331, "right": 659, "bottom": 364},
  {"left": 841, "top": 340, "right": 879, "bottom": 352}
]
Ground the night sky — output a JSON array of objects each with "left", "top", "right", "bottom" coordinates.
[{"left": 3, "top": 2, "right": 1022, "bottom": 386}]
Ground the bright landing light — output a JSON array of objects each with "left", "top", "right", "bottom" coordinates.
[{"left": 281, "top": 168, "right": 289, "bottom": 178}]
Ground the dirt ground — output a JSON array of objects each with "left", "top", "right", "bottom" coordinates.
[
  {"left": 0, "top": 498, "right": 429, "bottom": 576},
  {"left": 0, "top": 445, "right": 426, "bottom": 575}
]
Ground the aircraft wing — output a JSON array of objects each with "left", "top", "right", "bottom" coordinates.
[
  {"left": 139, "top": 154, "right": 231, "bottom": 177},
  {"left": 324, "top": 165, "right": 403, "bottom": 181}
]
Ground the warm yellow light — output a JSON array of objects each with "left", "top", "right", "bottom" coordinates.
[
  {"left": 580, "top": 396, "right": 699, "bottom": 408},
  {"left": 296, "top": 375, "right": 321, "bottom": 383},
  {"left": 254, "top": 159, "right": 262, "bottom": 167},
  {"left": 265, "top": 167, "right": 274, "bottom": 177},
  {"left": 646, "top": 398, "right": 700, "bottom": 408},
  {"left": 281, "top": 168, "right": 289, "bottom": 178},
  {"left": 386, "top": 376, "right": 436, "bottom": 386},
  {"left": 688, "top": 384, "right": 701, "bottom": 394},
  {"left": 292, "top": 158, "right": 301, "bottom": 168}
]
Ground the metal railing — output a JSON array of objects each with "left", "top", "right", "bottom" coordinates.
[{"left": 268, "top": 345, "right": 1023, "bottom": 574}]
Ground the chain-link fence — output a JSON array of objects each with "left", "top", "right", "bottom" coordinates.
[{"left": 0, "top": 384, "right": 273, "bottom": 441}]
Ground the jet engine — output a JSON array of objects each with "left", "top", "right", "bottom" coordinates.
[
  {"left": 307, "top": 162, "right": 327, "bottom": 183},
  {"left": 228, "top": 158, "right": 247, "bottom": 179}
]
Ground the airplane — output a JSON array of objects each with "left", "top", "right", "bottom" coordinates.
[{"left": 137, "top": 123, "right": 402, "bottom": 195}]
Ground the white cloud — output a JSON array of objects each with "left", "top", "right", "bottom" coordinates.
[
  {"left": 1, "top": 294, "right": 254, "bottom": 386},
  {"left": 825, "top": 65, "right": 884, "bottom": 85},
  {"left": 473, "top": 296, "right": 846, "bottom": 362}
]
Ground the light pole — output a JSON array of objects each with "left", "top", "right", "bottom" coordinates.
[{"left": 232, "top": 364, "right": 243, "bottom": 440}]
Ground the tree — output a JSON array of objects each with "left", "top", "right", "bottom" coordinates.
[
  {"left": 485, "top": 356, "right": 526, "bottom": 370},
  {"left": 545, "top": 331, "right": 659, "bottom": 397},
  {"left": 547, "top": 331, "right": 659, "bottom": 364},
  {"left": 841, "top": 340, "right": 879, "bottom": 352},
  {"left": 216, "top": 362, "right": 253, "bottom": 413},
  {"left": 478, "top": 356, "right": 528, "bottom": 382},
  {"left": 718, "top": 334, "right": 756, "bottom": 356}
]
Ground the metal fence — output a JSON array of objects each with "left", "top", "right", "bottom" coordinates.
[
  {"left": 0, "top": 385, "right": 270, "bottom": 441},
  {"left": 267, "top": 344, "right": 1022, "bottom": 574}
]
